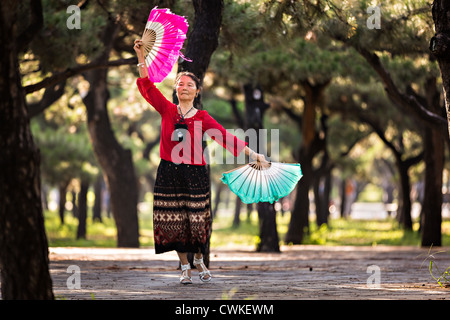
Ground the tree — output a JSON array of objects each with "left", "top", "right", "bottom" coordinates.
[
  {"left": 268, "top": 0, "right": 446, "bottom": 244},
  {"left": 327, "top": 78, "right": 424, "bottom": 230},
  {"left": 284, "top": 78, "right": 330, "bottom": 244},
  {"left": 81, "top": 16, "right": 140, "bottom": 247},
  {"left": 222, "top": 0, "right": 446, "bottom": 246},
  {"left": 178, "top": 0, "right": 223, "bottom": 88},
  {"left": 0, "top": 0, "right": 53, "bottom": 299},
  {"left": 322, "top": 0, "right": 447, "bottom": 246},
  {"left": 431, "top": 0, "right": 450, "bottom": 138},
  {"left": 31, "top": 122, "right": 98, "bottom": 229},
  {"left": 210, "top": 0, "right": 347, "bottom": 244},
  {"left": 241, "top": 35, "right": 345, "bottom": 244}
]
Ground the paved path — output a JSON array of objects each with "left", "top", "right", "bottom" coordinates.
[{"left": 49, "top": 245, "right": 450, "bottom": 300}]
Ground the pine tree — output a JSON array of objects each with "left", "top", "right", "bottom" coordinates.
[{"left": 0, "top": 0, "right": 53, "bottom": 299}]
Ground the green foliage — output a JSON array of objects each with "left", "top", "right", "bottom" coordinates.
[
  {"left": 29, "top": 0, "right": 106, "bottom": 72},
  {"left": 322, "top": 0, "right": 434, "bottom": 55},
  {"left": 423, "top": 247, "right": 450, "bottom": 288},
  {"left": 220, "top": 0, "right": 265, "bottom": 56},
  {"left": 31, "top": 121, "right": 98, "bottom": 185}
]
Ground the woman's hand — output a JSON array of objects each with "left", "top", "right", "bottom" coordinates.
[
  {"left": 134, "top": 39, "right": 144, "bottom": 56},
  {"left": 245, "top": 147, "right": 270, "bottom": 167},
  {"left": 255, "top": 153, "right": 267, "bottom": 163},
  {"left": 134, "top": 39, "right": 148, "bottom": 79},
  {"left": 255, "top": 153, "right": 270, "bottom": 169}
]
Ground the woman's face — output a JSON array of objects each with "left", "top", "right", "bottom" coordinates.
[{"left": 176, "top": 76, "right": 199, "bottom": 103}]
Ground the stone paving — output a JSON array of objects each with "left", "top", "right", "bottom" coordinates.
[{"left": 48, "top": 245, "right": 450, "bottom": 300}]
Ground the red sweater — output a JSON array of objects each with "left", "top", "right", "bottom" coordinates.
[{"left": 137, "top": 77, "right": 247, "bottom": 165}]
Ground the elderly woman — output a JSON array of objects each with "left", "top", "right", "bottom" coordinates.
[{"left": 134, "top": 39, "right": 266, "bottom": 284}]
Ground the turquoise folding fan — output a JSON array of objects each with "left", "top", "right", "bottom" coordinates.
[{"left": 221, "top": 161, "right": 302, "bottom": 204}]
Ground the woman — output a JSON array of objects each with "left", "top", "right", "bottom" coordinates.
[{"left": 134, "top": 39, "right": 266, "bottom": 284}]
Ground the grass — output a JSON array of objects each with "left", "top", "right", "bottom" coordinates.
[
  {"left": 302, "top": 219, "right": 419, "bottom": 246},
  {"left": 44, "top": 208, "right": 450, "bottom": 248},
  {"left": 424, "top": 247, "right": 450, "bottom": 288},
  {"left": 44, "top": 210, "right": 154, "bottom": 247}
]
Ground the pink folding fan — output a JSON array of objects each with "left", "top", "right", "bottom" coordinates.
[{"left": 140, "top": 7, "right": 190, "bottom": 83}]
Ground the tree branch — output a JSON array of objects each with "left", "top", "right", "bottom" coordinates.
[
  {"left": 281, "top": 106, "right": 302, "bottom": 126},
  {"left": 24, "top": 57, "right": 137, "bottom": 94},
  {"left": 143, "top": 133, "right": 161, "bottom": 160},
  {"left": 359, "top": 111, "right": 424, "bottom": 169},
  {"left": 404, "top": 151, "right": 424, "bottom": 168},
  {"left": 28, "top": 80, "right": 66, "bottom": 118},
  {"left": 359, "top": 112, "right": 399, "bottom": 157},
  {"left": 356, "top": 48, "right": 447, "bottom": 129}
]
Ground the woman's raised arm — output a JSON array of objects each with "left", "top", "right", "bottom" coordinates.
[{"left": 134, "top": 39, "right": 149, "bottom": 79}]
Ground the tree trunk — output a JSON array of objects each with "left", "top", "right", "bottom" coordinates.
[
  {"left": 0, "top": 0, "right": 53, "bottom": 299},
  {"left": 313, "top": 176, "right": 324, "bottom": 225},
  {"left": 285, "top": 80, "right": 328, "bottom": 244},
  {"left": 233, "top": 196, "right": 242, "bottom": 228},
  {"left": 244, "top": 84, "right": 280, "bottom": 252},
  {"left": 178, "top": 0, "right": 224, "bottom": 266},
  {"left": 246, "top": 203, "right": 254, "bottom": 221},
  {"left": 396, "top": 162, "right": 413, "bottom": 230},
  {"left": 178, "top": 0, "right": 224, "bottom": 87},
  {"left": 392, "top": 148, "right": 423, "bottom": 230},
  {"left": 76, "top": 181, "right": 89, "bottom": 240},
  {"left": 41, "top": 184, "right": 49, "bottom": 211},
  {"left": 323, "top": 171, "right": 332, "bottom": 220},
  {"left": 82, "top": 19, "right": 139, "bottom": 247},
  {"left": 93, "top": 174, "right": 103, "bottom": 223},
  {"left": 431, "top": 0, "right": 450, "bottom": 138},
  {"left": 212, "top": 183, "right": 224, "bottom": 219},
  {"left": 285, "top": 147, "right": 313, "bottom": 244},
  {"left": 421, "top": 78, "right": 445, "bottom": 247},
  {"left": 421, "top": 128, "right": 444, "bottom": 246},
  {"left": 71, "top": 190, "right": 78, "bottom": 218},
  {"left": 313, "top": 131, "right": 331, "bottom": 227},
  {"left": 339, "top": 179, "right": 347, "bottom": 218},
  {"left": 58, "top": 183, "right": 68, "bottom": 225},
  {"left": 257, "top": 203, "right": 280, "bottom": 253},
  {"left": 315, "top": 170, "right": 332, "bottom": 227}
]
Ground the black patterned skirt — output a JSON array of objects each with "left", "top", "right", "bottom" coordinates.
[{"left": 152, "top": 159, "right": 211, "bottom": 254}]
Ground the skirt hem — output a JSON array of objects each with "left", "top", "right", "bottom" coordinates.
[{"left": 155, "top": 242, "right": 207, "bottom": 255}]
